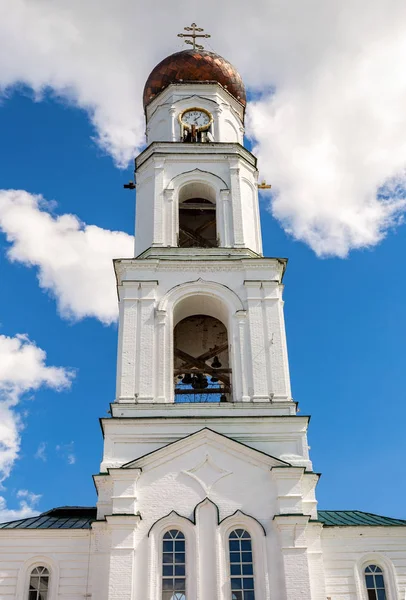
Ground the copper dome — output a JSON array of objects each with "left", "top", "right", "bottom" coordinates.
[{"left": 143, "top": 49, "right": 246, "bottom": 109}]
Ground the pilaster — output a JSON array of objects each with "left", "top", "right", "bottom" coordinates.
[
  {"left": 137, "top": 281, "right": 158, "bottom": 402},
  {"left": 195, "top": 500, "right": 219, "bottom": 600},
  {"left": 244, "top": 281, "right": 270, "bottom": 401},
  {"left": 152, "top": 158, "right": 165, "bottom": 246},
  {"left": 274, "top": 515, "right": 313, "bottom": 600},
  {"left": 229, "top": 158, "right": 245, "bottom": 247},
  {"left": 106, "top": 514, "right": 141, "bottom": 600}
]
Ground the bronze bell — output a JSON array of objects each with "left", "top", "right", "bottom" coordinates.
[{"left": 211, "top": 356, "right": 221, "bottom": 369}]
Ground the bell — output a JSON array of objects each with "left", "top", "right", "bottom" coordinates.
[
  {"left": 220, "top": 394, "right": 228, "bottom": 402},
  {"left": 211, "top": 375, "right": 219, "bottom": 383},
  {"left": 182, "top": 373, "right": 193, "bottom": 385},
  {"left": 211, "top": 356, "right": 222, "bottom": 369},
  {"left": 192, "top": 373, "right": 208, "bottom": 389}
]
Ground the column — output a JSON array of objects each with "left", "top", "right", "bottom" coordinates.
[
  {"left": 163, "top": 188, "right": 176, "bottom": 246},
  {"left": 233, "top": 310, "right": 250, "bottom": 402},
  {"left": 156, "top": 309, "right": 168, "bottom": 402},
  {"left": 219, "top": 189, "right": 232, "bottom": 247}
]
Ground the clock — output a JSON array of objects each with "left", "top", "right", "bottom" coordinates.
[{"left": 179, "top": 107, "right": 213, "bottom": 131}]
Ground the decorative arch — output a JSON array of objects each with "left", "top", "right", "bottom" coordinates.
[
  {"left": 16, "top": 555, "right": 59, "bottom": 600},
  {"left": 165, "top": 170, "right": 229, "bottom": 248},
  {"left": 148, "top": 511, "right": 197, "bottom": 600},
  {"left": 167, "top": 168, "right": 228, "bottom": 193},
  {"left": 219, "top": 511, "right": 269, "bottom": 600},
  {"left": 354, "top": 552, "right": 398, "bottom": 600},
  {"left": 158, "top": 279, "right": 244, "bottom": 324}
]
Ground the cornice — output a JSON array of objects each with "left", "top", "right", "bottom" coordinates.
[{"left": 135, "top": 141, "right": 256, "bottom": 170}]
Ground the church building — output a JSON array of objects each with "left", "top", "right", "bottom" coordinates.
[{"left": 1, "top": 25, "right": 406, "bottom": 600}]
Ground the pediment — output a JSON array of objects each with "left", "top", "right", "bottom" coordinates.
[{"left": 121, "top": 428, "right": 290, "bottom": 472}]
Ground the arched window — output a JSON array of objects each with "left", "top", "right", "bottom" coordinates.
[
  {"left": 28, "top": 566, "right": 49, "bottom": 600},
  {"left": 162, "top": 529, "right": 186, "bottom": 600},
  {"left": 229, "top": 529, "right": 255, "bottom": 600},
  {"left": 178, "top": 182, "right": 217, "bottom": 248},
  {"left": 364, "top": 565, "right": 387, "bottom": 600}
]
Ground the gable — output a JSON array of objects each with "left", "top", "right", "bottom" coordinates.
[{"left": 121, "top": 427, "right": 290, "bottom": 472}]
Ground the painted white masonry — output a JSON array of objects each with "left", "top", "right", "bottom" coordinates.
[{"left": 0, "top": 50, "right": 405, "bottom": 600}]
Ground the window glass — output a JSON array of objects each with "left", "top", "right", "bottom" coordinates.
[
  {"left": 364, "top": 565, "right": 387, "bottom": 600},
  {"left": 229, "top": 529, "right": 255, "bottom": 600},
  {"left": 162, "top": 530, "right": 186, "bottom": 600},
  {"left": 28, "top": 566, "right": 49, "bottom": 600}
]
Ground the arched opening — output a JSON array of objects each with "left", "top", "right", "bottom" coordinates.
[
  {"left": 178, "top": 182, "right": 217, "bottom": 248},
  {"left": 174, "top": 314, "right": 231, "bottom": 403}
]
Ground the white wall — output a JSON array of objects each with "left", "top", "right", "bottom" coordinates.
[{"left": 0, "top": 530, "right": 91, "bottom": 599}]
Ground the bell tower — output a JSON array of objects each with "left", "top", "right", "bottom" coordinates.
[{"left": 92, "top": 27, "right": 322, "bottom": 600}]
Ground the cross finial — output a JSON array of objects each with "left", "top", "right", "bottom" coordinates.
[{"left": 178, "top": 23, "right": 211, "bottom": 50}]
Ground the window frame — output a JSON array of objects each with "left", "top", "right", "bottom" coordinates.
[
  {"left": 161, "top": 529, "right": 187, "bottom": 600},
  {"left": 355, "top": 553, "right": 398, "bottom": 600},
  {"left": 219, "top": 511, "right": 267, "bottom": 600},
  {"left": 228, "top": 528, "right": 256, "bottom": 600},
  {"left": 16, "top": 556, "right": 59, "bottom": 600},
  {"left": 148, "top": 512, "right": 197, "bottom": 600}
]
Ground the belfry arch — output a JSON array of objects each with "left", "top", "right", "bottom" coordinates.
[
  {"left": 164, "top": 169, "right": 230, "bottom": 248},
  {"left": 156, "top": 280, "right": 247, "bottom": 403}
]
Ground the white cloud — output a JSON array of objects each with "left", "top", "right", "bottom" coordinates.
[
  {"left": 0, "top": 1, "right": 406, "bottom": 254},
  {"left": 0, "top": 332, "right": 73, "bottom": 489},
  {"left": 34, "top": 442, "right": 47, "bottom": 462},
  {"left": 0, "top": 489, "right": 41, "bottom": 522},
  {"left": 0, "top": 190, "right": 133, "bottom": 324},
  {"left": 56, "top": 442, "right": 76, "bottom": 466}
]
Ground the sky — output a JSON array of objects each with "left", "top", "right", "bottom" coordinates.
[{"left": 0, "top": 0, "right": 406, "bottom": 521}]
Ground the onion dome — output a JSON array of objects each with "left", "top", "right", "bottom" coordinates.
[{"left": 143, "top": 49, "right": 246, "bottom": 109}]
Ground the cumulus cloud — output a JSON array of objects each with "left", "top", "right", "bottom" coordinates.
[
  {"left": 0, "top": 489, "right": 42, "bottom": 522},
  {"left": 1, "top": 1, "right": 406, "bottom": 254},
  {"left": 0, "top": 332, "right": 73, "bottom": 487},
  {"left": 0, "top": 190, "right": 133, "bottom": 324}
]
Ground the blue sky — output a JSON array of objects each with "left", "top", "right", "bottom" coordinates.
[{"left": 0, "top": 83, "right": 406, "bottom": 520}]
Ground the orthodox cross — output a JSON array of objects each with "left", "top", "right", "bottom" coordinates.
[
  {"left": 257, "top": 181, "right": 272, "bottom": 190},
  {"left": 178, "top": 23, "right": 211, "bottom": 50}
]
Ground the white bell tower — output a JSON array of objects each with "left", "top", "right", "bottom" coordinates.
[{"left": 92, "top": 28, "right": 323, "bottom": 600}]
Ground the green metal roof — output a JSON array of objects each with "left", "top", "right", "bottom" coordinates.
[
  {"left": 1, "top": 506, "right": 405, "bottom": 530},
  {"left": 0, "top": 506, "right": 96, "bottom": 530},
  {"left": 317, "top": 510, "right": 406, "bottom": 527}
]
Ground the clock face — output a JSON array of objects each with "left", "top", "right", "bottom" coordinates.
[{"left": 180, "top": 108, "right": 212, "bottom": 130}]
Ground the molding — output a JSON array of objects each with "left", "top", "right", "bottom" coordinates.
[
  {"left": 16, "top": 555, "right": 60, "bottom": 600},
  {"left": 183, "top": 453, "right": 232, "bottom": 493},
  {"left": 167, "top": 167, "right": 228, "bottom": 190},
  {"left": 148, "top": 510, "right": 194, "bottom": 537},
  {"left": 354, "top": 552, "right": 399, "bottom": 600},
  {"left": 219, "top": 509, "right": 267, "bottom": 536}
]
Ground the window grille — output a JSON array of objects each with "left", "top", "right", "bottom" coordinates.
[
  {"left": 28, "top": 566, "right": 49, "bottom": 600},
  {"left": 162, "top": 529, "right": 186, "bottom": 600},
  {"left": 364, "top": 564, "right": 387, "bottom": 600},
  {"left": 229, "top": 529, "right": 255, "bottom": 600}
]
